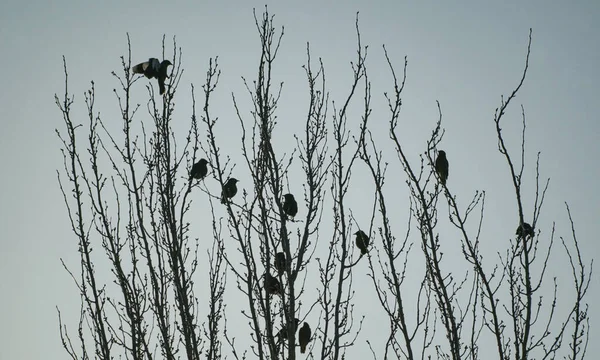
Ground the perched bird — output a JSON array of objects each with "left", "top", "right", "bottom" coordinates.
[
  {"left": 221, "top": 178, "right": 239, "bottom": 204},
  {"left": 274, "top": 252, "right": 287, "bottom": 274},
  {"left": 264, "top": 274, "right": 282, "bottom": 296},
  {"left": 277, "top": 318, "right": 300, "bottom": 341},
  {"left": 516, "top": 222, "right": 534, "bottom": 239},
  {"left": 435, "top": 150, "right": 449, "bottom": 185},
  {"left": 132, "top": 58, "right": 160, "bottom": 78},
  {"left": 157, "top": 60, "right": 172, "bottom": 95},
  {"left": 132, "top": 58, "right": 172, "bottom": 95},
  {"left": 189, "top": 158, "right": 209, "bottom": 181},
  {"left": 298, "top": 322, "right": 311, "bottom": 354},
  {"left": 354, "top": 230, "right": 370, "bottom": 255},
  {"left": 283, "top": 193, "right": 298, "bottom": 219}
]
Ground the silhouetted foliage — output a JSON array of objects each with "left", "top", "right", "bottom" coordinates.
[{"left": 56, "top": 7, "right": 592, "bottom": 360}]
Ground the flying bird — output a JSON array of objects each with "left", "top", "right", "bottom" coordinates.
[
  {"left": 132, "top": 58, "right": 172, "bottom": 95},
  {"left": 189, "top": 159, "right": 209, "bottom": 181},
  {"left": 354, "top": 230, "right": 370, "bottom": 255},
  {"left": 283, "top": 193, "right": 298, "bottom": 219},
  {"left": 132, "top": 58, "right": 160, "bottom": 78},
  {"left": 221, "top": 178, "right": 239, "bottom": 204},
  {"left": 274, "top": 252, "right": 287, "bottom": 274},
  {"left": 264, "top": 274, "right": 282, "bottom": 296},
  {"left": 516, "top": 222, "right": 534, "bottom": 239},
  {"left": 435, "top": 150, "right": 449, "bottom": 185},
  {"left": 298, "top": 322, "right": 311, "bottom": 354}
]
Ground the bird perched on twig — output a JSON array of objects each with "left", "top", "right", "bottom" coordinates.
[
  {"left": 132, "top": 58, "right": 172, "bottom": 95},
  {"left": 189, "top": 159, "right": 209, "bottom": 181},
  {"left": 264, "top": 274, "right": 282, "bottom": 296},
  {"left": 221, "top": 178, "right": 239, "bottom": 204},
  {"left": 354, "top": 230, "right": 370, "bottom": 255},
  {"left": 156, "top": 60, "right": 171, "bottom": 95},
  {"left": 435, "top": 150, "right": 449, "bottom": 185},
  {"left": 274, "top": 252, "right": 288, "bottom": 274},
  {"left": 277, "top": 318, "right": 300, "bottom": 342},
  {"left": 283, "top": 193, "right": 298, "bottom": 219},
  {"left": 516, "top": 222, "right": 534, "bottom": 239},
  {"left": 298, "top": 322, "right": 311, "bottom": 354}
]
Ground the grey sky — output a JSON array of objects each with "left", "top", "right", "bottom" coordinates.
[{"left": 0, "top": 1, "right": 598, "bottom": 358}]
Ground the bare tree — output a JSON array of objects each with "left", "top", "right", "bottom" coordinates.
[{"left": 56, "top": 7, "right": 592, "bottom": 360}]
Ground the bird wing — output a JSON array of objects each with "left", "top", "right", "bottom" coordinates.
[
  {"left": 149, "top": 58, "right": 160, "bottom": 72},
  {"left": 132, "top": 61, "right": 148, "bottom": 74}
]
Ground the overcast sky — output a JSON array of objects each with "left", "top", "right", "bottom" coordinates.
[{"left": 0, "top": 1, "right": 598, "bottom": 359}]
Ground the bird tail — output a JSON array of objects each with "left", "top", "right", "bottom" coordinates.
[
  {"left": 301, "top": 344, "right": 306, "bottom": 353},
  {"left": 159, "top": 80, "right": 166, "bottom": 95}
]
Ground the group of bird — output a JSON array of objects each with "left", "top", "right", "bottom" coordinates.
[
  {"left": 273, "top": 318, "right": 311, "bottom": 353},
  {"left": 188, "top": 157, "right": 312, "bottom": 351},
  {"left": 264, "top": 192, "right": 312, "bottom": 352},
  {"left": 182, "top": 151, "right": 453, "bottom": 353},
  {"left": 264, "top": 249, "right": 311, "bottom": 353},
  {"left": 432, "top": 151, "right": 535, "bottom": 240},
  {"left": 186, "top": 127, "right": 530, "bottom": 353},
  {"left": 132, "top": 57, "right": 172, "bottom": 95},
  {"left": 188, "top": 158, "right": 239, "bottom": 204},
  {"left": 276, "top": 319, "right": 312, "bottom": 353},
  {"left": 131, "top": 51, "right": 533, "bottom": 353}
]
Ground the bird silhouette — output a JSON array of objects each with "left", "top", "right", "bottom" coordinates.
[
  {"left": 277, "top": 318, "right": 300, "bottom": 341},
  {"left": 516, "top": 222, "right": 534, "bottom": 239},
  {"left": 298, "top": 322, "right": 311, "bottom": 353},
  {"left": 283, "top": 193, "right": 298, "bottom": 219},
  {"left": 435, "top": 150, "right": 449, "bottom": 185},
  {"left": 132, "top": 58, "right": 172, "bottom": 95},
  {"left": 274, "top": 252, "right": 287, "bottom": 274},
  {"left": 157, "top": 60, "right": 172, "bottom": 95},
  {"left": 354, "top": 230, "right": 370, "bottom": 255},
  {"left": 132, "top": 58, "right": 160, "bottom": 78},
  {"left": 189, "top": 159, "right": 209, "bottom": 181},
  {"left": 264, "top": 274, "right": 282, "bottom": 296},
  {"left": 221, "top": 178, "right": 239, "bottom": 204}
]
